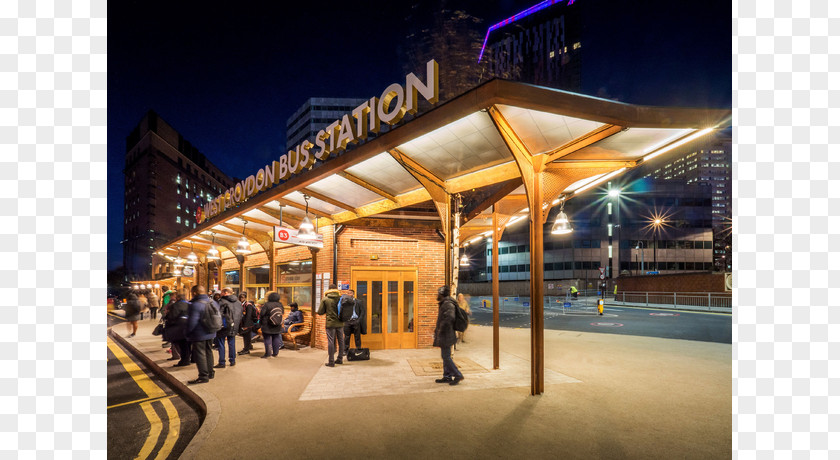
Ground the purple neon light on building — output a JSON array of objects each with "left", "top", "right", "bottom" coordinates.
[{"left": 477, "top": 0, "right": 572, "bottom": 63}]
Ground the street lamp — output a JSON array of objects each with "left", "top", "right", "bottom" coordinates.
[
  {"left": 653, "top": 218, "right": 663, "bottom": 272},
  {"left": 607, "top": 187, "right": 621, "bottom": 278}
]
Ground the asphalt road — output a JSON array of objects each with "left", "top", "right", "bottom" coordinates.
[
  {"left": 107, "top": 313, "right": 201, "bottom": 459},
  {"left": 469, "top": 302, "right": 732, "bottom": 344}
]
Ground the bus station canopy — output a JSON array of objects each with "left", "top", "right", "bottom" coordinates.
[{"left": 158, "top": 78, "right": 730, "bottom": 259}]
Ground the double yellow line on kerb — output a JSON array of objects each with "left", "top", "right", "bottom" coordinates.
[{"left": 107, "top": 336, "right": 180, "bottom": 460}]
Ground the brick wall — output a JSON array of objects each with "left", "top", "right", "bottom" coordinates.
[{"left": 617, "top": 272, "right": 727, "bottom": 293}]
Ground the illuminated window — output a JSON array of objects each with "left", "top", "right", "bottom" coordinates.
[
  {"left": 185, "top": 191, "right": 189, "bottom": 199},
  {"left": 177, "top": 202, "right": 181, "bottom": 210},
  {"left": 176, "top": 216, "right": 181, "bottom": 224},
  {"left": 549, "top": 50, "right": 555, "bottom": 58},
  {"left": 185, "top": 220, "right": 190, "bottom": 226},
  {"left": 176, "top": 174, "right": 181, "bottom": 184},
  {"left": 573, "top": 42, "right": 581, "bottom": 50}
]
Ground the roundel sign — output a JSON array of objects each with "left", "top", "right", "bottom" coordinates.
[
  {"left": 276, "top": 228, "right": 290, "bottom": 242},
  {"left": 182, "top": 265, "right": 195, "bottom": 277},
  {"left": 195, "top": 206, "right": 204, "bottom": 224}
]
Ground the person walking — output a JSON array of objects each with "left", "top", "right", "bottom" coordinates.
[
  {"left": 258, "top": 292, "right": 285, "bottom": 358},
  {"left": 342, "top": 290, "right": 366, "bottom": 353},
  {"left": 163, "top": 289, "right": 191, "bottom": 367},
  {"left": 317, "top": 284, "right": 345, "bottom": 367},
  {"left": 214, "top": 287, "right": 242, "bottom": 368},
  {"left": 123, "top": 293, "right": 142, "bottom": 337},
  {"left": 147, "top": 290, "right": 160, "bottom": 320},
  {"left": 238, "top": 292, "right": 258, "bottom": 355},
  {"left": 433, "top": 285, "right": 463, "bottom": 386},
  {"left": 185, "top": 285, "right": 218, "bottom": 384}
]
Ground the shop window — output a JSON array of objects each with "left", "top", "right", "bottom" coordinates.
[
  {"left": 224, "top": 270, "right": 240, "bottom": 286},
  {"left": 246, "top": 266, "right": 271, "bottom": 285}
]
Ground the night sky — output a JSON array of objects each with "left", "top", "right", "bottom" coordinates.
[{"left": 107, "top": 0, "right": 731, "bottom": 270}]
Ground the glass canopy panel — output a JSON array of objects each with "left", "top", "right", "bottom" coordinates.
[
  {"left": 280, "top": 190, "right": 348, "bottom": 216},
  {"left": 344, "top": 152, "right": 421, "bottom": 196},
  {"left": 560, "top": 128, "right": 694, "bottom": 161},
  {"left": 496, "top": 104, "right": 604, "bottom": 156},
  {"left": 395, "top": 111, "right": 510, "bottom": 181},
  {"left": 305, "top": 174, "right": 389, "bottom": 208}
]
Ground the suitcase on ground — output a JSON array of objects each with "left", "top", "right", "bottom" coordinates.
[{"left": 347, "top": 348, "right": 370, "bottom": 361}]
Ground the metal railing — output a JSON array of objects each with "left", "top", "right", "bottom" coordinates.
[{"left": 613, "top": 291, "right": 731, "bottom": 312}]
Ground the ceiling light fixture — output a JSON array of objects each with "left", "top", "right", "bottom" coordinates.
[
  {"left": 297, "top": 194, "right": 317, "bottom": 240},
  {"left": 642, "top": 128, "right": 714, "bottom": 162},
  {"left": 551, "top": 197, "right": 573, "bottom": 235},
  {"left": 574, "top": 168, "right": 627, "bottom": 195},
  {"left": 236, "top": 219, "right": 251, "bottom": 254},
  {"left": 206, "top": 232, "right": 220, "bottom": 260}
]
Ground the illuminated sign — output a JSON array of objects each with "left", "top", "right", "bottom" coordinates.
[
  {"left": 274, "top": 226, "right": 324, "bottom": 249},
  {"left": 199, "top": 60, "right": 439, "bottom": 224}
]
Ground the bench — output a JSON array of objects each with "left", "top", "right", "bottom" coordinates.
[{"left": 281, "top": 308, "right": 312, "bottom": 350}]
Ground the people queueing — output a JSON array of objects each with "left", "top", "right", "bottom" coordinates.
[
  {"left": 164, "top": 289, "right": 191, "bottom": 367},
  {"left": 214, "top": 287, "right": 242, "bottom": 368},
  {"left": 433, "top": 285, "right": 463, "bottom": 386},
  {"left": 342, "top": 290, "right": 366, "bottom": 354},
  {"left": 238, "top": 292, "right": 258, "bottom": 355},
  {"left": 185, "top": 285, "right": 218, "bottom": 384},
  {"left": 147, "top": 290, "right": 160, "bottom": 320},
  {"left": 282, "top": 302, "right": 304, "bottom": 333},
  {"left": 317, "top": 284, "right": 345, "bottom": 367},
  {"left": 259, "top": 292, "right": 285, "bottom": 358},
  {"left": 123, "top": 293, "right": 142, "bottom": 337}
]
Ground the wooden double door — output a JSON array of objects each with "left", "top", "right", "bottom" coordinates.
[{"left": 352, "top": 268, "right": 417, "bottom": 349}]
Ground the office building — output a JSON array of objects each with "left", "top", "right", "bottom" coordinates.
[
  {"left": 285, "top": 98, "right": 369, "bottom": 151},
  {"left": 123, "top": 110, "right": 236, "bottom": 280}
]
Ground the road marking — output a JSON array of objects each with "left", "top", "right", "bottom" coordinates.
[
  {"left": 108, "top": 311, "right": 126, "bottom": 320},
  {"left": 108, "top": 336, "right": 182, "bottom": 459},
  {"left": 107, "top": 337, "right": 167, "bottom": 399},
  {"left": 107, "top": 394, "right": 176, "bottom": 410},
  {"left": 137, "top": 401, "right": 163, "bottom": 460},
  {"left": 156, "top": 398, "right": 180, "bottom": 460}
]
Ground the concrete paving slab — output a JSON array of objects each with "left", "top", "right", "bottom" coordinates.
[{"left": 113, "top": 316, "right": 731, "bottom": 459}]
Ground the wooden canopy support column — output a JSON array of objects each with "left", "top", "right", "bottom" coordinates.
[
  {"left": 388, "top": 148, "right": 454, "bottom": 287},
  {"left": 489, "top": 105, "right": 625, "bottom": 395}
]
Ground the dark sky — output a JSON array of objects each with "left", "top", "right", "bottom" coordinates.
[{"left": 107, "top": 0, "right": 731, "bottom": 270}]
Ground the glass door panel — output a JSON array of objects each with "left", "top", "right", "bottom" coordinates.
[
  {"left": 370, "top": 281, "right": 382, "bottom": 334},
  {"left": 403, "top": 281, "right": 414, "bottom": 333},
  {"left": 387, "top": 281, "right": 399, "bottom": 333},
  {"left": 351, "top": 269, "right": 416, "bottom": 350}
]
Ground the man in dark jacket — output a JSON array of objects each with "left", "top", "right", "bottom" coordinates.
[
  {"left": 433, "top": 285, "right": 463, "bottom": 385},
  {"left": 238, "top": 292, "right": 258, "bottom": 355},
  {"left": 317, "top": 284, "right": 345, "bottom": 367},
  {"left": 342, "top": 290, "right": 366, "bottom": 354},
  {"left": 282, "top": 302, "right": 304, "bottom": 333},
  {"left": 214, "top": 287, "right": 242, "bottom": 368},
  {"left": 164, "top": 289, "right": 191, "bottom": 367},
  {"left": 185, "top": 285, "right": 218, "bottom": 384},
  {"left": 258, "top": 292, "right": 285, "bottom": 358}
]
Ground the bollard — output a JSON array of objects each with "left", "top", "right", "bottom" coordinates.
[{"left": 597, "top": 298, "right": 604, "bottom": 315}]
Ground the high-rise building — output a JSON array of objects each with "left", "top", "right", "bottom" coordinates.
[
  {"left": 643, "top": 131, "right": 732, "bottom": 271},
  {"left": 123, "top": 110, "right": 235, "bottom": 280},
  {"left": 285, "top": 98, "right": 368, "bottom": 151},
  {"left": 402, "top": 1, "right": 487, "bottom": 102},
  {"left": 478, "top": 0, "right": 582, "bottom": 92}
]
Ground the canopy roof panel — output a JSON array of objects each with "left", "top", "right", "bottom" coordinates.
[
  {"left": 496, "top": 104, "right": 605, "bottom": 156},
  {"left": 344, "top": 152, "right": 421, "bottom": 196},
  {"left": 561, "top": 127, "right": 694, "bottom": 161},
  {"left": 396, "top": 111, "right": 510, "bottom": 180}
]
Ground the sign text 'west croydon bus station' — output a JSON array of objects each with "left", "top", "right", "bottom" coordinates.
[{"left": 197, "top": 60, "right": 440, "bottom": 224}]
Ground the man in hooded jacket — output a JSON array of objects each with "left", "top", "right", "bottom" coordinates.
[
  {"left": 433, "top": 285, "right": 463, "bottom": 385},
  {"left": 185, "top": 285, "right": 218, "bottom": 384},
  {"left": 317, "top": 284, "right": 345, "bottom": 367},
  {"left": 214, "top": 287, "right": 242, "bottom": 368}
]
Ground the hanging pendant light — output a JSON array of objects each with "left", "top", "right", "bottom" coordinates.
[
  {"left": 173, "top": 247, "right": 185, "bottom": 268},
  {"left": 236, "top": 219, "right": 251, "bottom": 254},
  {"left": 459, "top": 252, "right": 470, "bottom": 266},
  {"left": 551, "top": 197, "right": 574, "bottom": 235},
  {"left": 206, "top": 232, "right": 220, "bottom": 260},
  {"left": 297, "top": 194, "right": 317, "bottom": 240},
  {"left": 186, "top": 241, "right": 198, "bottom": 265}
]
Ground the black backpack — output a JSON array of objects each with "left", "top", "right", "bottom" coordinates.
[
  {"left": 338, "top": 295, "right": 355, "bottom": 322},
  {"left": 268, "top": 305, "right": 285, "bottom": 327},
  {"left": 200, "top": 300, "right": 223, "bottom": 333},
  {"left": 219, "top": 302, "right": 234, "bottom": 330},
  {"left": 453, "top": 299, "right": 469, "bottom": 332}
]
